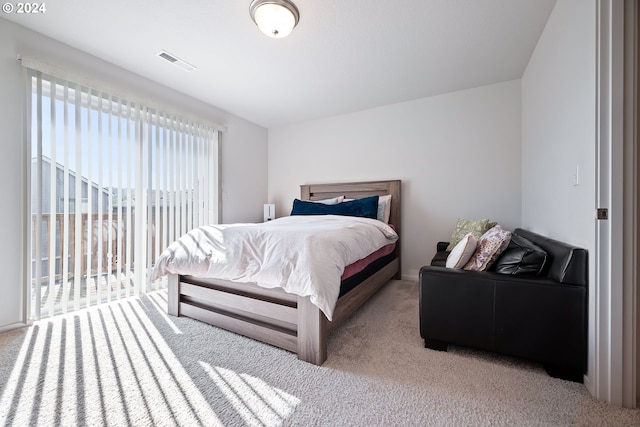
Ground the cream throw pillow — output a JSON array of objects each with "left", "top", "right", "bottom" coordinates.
[{"left": 446, "top": 232, "right": 478, "bottom": 269}]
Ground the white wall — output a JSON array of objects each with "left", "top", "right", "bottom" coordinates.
[
  {"left": 0, "top": 19, "right": 26, "bottom": 329},
  {"left": 268, "top": 80, "right": 522, "bottom": 279},
  {"left": 0, "top": 17, "right": 268, "bottom": 329},
  {"left": 521, "top": 0, "right": 596, "bottom": 384}
]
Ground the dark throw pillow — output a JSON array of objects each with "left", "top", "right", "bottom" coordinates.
[
  {"left": 492, "top": 234, "right": 548, "bottom": 275},
  {"left": 290, "top": 195, "right": 379, "bottom": 219}
]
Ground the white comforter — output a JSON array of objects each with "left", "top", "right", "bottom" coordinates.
[{"left": 149, "top": 215, "right": 398, "bottom": 320}]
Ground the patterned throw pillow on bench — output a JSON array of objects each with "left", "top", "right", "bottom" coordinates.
[
  {"left": 463, "top": 225, "right": 512, "bottom": 271},
  {"left": 446, "top": 218, "right": 497, "bottom": 251}
]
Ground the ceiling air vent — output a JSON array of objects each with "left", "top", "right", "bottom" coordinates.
[{"left": 155, "top": 50, "right": 196, "bottom": 72}]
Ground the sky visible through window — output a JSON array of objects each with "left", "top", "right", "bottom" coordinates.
[{"left": 31, "top": 83, "right": 193, "bottom": 204}]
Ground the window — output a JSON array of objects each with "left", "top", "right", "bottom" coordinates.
[{"left": 28, "top": 69, "right": 219, "bottom": 320}]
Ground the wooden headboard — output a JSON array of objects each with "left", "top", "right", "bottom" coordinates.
[{"left": 300, "top": 180, "right": 401, "bottom": 279}]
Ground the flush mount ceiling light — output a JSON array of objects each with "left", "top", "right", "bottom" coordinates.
[{"left": 250, "top": 0, "right": 300, "bottom": 39}]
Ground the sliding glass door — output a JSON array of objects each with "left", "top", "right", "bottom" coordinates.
[{"left": 27, "top": 69, "right": 219, "bottom": 320}]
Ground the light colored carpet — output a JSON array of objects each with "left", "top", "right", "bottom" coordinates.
[{"left": 0, "top": 280, "right": 638, "bottom": 426}]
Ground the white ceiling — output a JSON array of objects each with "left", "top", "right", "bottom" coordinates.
[{"left": 3, "top": 0, "right": 557, "bottom": 128}]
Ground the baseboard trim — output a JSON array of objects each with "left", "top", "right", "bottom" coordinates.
[
  {"left": 583, "top": 373, "right": 593, "bottom": 394},
  {"left": 0, "top": 322, "right": 29, "bottom": 334}
]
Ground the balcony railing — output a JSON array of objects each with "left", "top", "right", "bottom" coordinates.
[
  {"left": 30, "top": 207, "right": 198, "bottom": 316},
  {"left": 31, "top": 212, "right": 161, "bottom": 282}
]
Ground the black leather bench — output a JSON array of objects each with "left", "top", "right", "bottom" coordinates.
[{"left": 419, "top": 228, "right": 588, "bottom": 382}]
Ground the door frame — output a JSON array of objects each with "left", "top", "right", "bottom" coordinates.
[{"left": 594, "top": 0, "right": 637, "bottom": 408}]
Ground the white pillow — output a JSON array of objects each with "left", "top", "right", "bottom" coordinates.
[
  {"left": 446, "top": 232, "right": 478, "bottom": 269},
  {"left": 313, "top": 196, "right": 345, "bottom": 205},
  {"left": 377, "top": 194, "right": 392, "bottom": 223}
]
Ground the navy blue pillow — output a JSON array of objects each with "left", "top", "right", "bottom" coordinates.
[{"left": 290, "top": 196, "right": 379, "bottom": 219}]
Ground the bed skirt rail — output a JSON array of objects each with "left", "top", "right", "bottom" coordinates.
[
  {"left": 168, "top": 275, "right": 301, "bottom": 354},
  {"left": 166, "top": 256, "right": 399, "bottom": 365}
]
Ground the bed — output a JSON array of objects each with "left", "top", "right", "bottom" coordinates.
[{"left": 162, "top": 180, "right": 401, "bottom": 365}]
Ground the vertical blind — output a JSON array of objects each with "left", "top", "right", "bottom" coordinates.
[{"left": 27, "top": 68, "right": 219, "bottom": 320}]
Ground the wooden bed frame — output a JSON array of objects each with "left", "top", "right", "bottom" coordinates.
[{"left": 167, "top": 180, "right": 401, "bottom": 365}]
